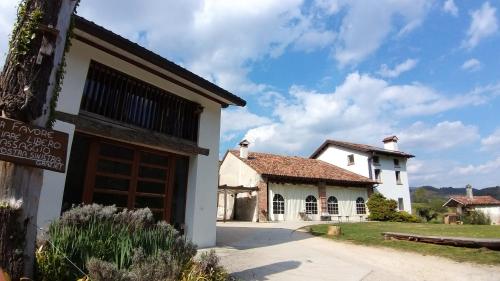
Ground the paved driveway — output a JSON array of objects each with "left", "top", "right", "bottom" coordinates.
[{"left": 213, "top": 222, "right": 500, "bottom": 281}]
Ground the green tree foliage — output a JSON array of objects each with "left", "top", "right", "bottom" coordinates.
[
  {"left": 416, "top": 207, "right": 438, "bottom": 222},
  {"left": 367, "top": 193, "right": 420, "bottom": 222},
  {"left": 367, "top": 193, "right": 398, "bottom": 221},
  {"left": 462, "top": 210, "right": 491, "bottom": 225}
]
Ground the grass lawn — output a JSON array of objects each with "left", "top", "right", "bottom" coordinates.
[{"left": 309, "top": 222, "right": 500, "bottom": 265}]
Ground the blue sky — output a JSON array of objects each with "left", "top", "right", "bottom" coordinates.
[{"left": 0, "top": 0, "right": 499, "bottom": 188}]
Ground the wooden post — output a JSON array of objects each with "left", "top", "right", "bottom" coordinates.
[{"left": 0, "top": 0, "right": 79, "bottom": 278}]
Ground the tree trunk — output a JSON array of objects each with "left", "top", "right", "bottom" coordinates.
[{"left": 0, "top": 0, "right": 79, "bottom": 278}]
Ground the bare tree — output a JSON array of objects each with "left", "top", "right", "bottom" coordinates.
[{"left": 0, "top": 0, "right": 79, "bottom": 278}]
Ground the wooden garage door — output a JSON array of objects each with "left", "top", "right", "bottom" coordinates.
[{"left": 82, "top": 139, "right": 175, "bottom": 221}]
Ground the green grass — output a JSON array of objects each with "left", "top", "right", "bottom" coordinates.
[{"left": 309, "top": 222, "right": 500, "bottom": 265}]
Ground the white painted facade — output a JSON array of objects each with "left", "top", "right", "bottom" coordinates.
[
  {"left": 268, "top": 183, "right": 368, "bottom": 222},
  {"left": 475, "top": 206, "right": 500, "bottom": 225},
  {"left": 315, "top": 145, "right": 412, "bottom": 213},
  {"left": 219, "top": 151, "right": 371, "bottom": 222},
  {"left": 36, "top": 26, "right": 240, "bottom": 247},
  {"left": 218, "top": 152, "right": 261, "bottom": 222}
]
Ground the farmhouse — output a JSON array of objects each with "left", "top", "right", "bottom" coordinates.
[
  {"left": 36, "top": 16, "right": 245, "bottom": 247},
  {"left": 310, "top": 136, "right": 414, "bottom": 213},
  {"left": 443, "top": 185, "right": 500, "bottom": 225},
  {"left": 218, "top": 141, "right": 375, "bottom": 222}
]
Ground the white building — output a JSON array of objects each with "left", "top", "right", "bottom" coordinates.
[
  {"left": 218, "top": 142, "right": 375, "bottom": 222},
  {"left": 443, "top": 185, "right": 500, "bottom": 225},
  {"left": 36, "top": 16, "right": 245, "bottom": 247},
  {"left": 310, "top": 136, "right": 414, "bottom": 213}
]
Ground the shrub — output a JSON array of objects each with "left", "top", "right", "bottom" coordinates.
[
  {"left": 416, "top": 207, "right": 438, "bottom": 222},
  {"left": 391, "top": 211, "right": 421, "bottom": 223},
  {"left": 366, "top": 193, "right": 398, "bottom": 221},
  {"left": 181, "top": 250, "right": 230, "bottom": 281},
  {"left": 36, "top": 204, "right": 196, "bottom": 281},
  {"left": 462, "top": 210, "right": 491, "bottom": 225}
]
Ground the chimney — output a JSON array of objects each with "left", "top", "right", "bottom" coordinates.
[
  {"left": 466, "top": 184, "right": 473, "bottom": 199},
  {"left": 239, "top": 139, "right": 250, "bottom": 159},
  {"left": 382, "top": 135, "right": 399, "bottom": 151}
]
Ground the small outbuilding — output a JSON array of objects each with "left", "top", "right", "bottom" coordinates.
[
  {"left": 219, "top": 141, "right": 376, "bottom": 222},
  {"left": 443, "top": 185, "right": 500, "bottom": 225}
]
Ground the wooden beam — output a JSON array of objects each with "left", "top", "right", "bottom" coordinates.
[
  {"left": 382, "top": 232, "right": 500, "bottom": 250},
  {"left": 56, "top": 111, "right": 209, "bottom": 156}
]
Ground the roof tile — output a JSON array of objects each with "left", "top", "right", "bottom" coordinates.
[
  {"left": 449, "top": 196, "right": 500, "bottom": 206},
  {"left": 229, "top": 150, "right": 375, "bottom": 185}
]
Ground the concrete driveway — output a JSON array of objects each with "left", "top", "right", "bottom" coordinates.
[{"left": 213, "top": 221, "right": 500, "bottom": 281}]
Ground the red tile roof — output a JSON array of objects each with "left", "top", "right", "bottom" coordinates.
[
  {"left": 310, "top": 139, "right": 415, "bottom": 159},
  {"left": 445, "top": 196, "right": 500, "bottom": 207},
  {"left": 228, "top": 150, "right": 375, "bottom": 186}
]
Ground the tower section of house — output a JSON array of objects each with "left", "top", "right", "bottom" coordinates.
[
  {"left": 35, "top": 16, "right": 246, "bottom": 248},
  {"left": 310, "top": 136, "right": 415, "bottom": 213},
  {"left": 219, "top": 142, "right": 376, "bottom": 222}
]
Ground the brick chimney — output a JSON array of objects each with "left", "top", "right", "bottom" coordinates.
[
  {"left": 383, "top": 136, "right": 399, "bottom": 151},
  {"left": 239, "top": 139, "right": 250, "bottom": 159},
  {"left": 466, "top": 184, "right": 473, "bottom": 199}
]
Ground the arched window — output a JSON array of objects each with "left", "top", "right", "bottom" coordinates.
[
  {"left": 356, "top": 197, "right": 366, "bottom": 214},
  {"left": 327, "top": 196, "right": 339, "bottom": 215},
  {"left": 273, "top": 194, "right": 285, "bottom": 214},
  {"left": 305, "top": 195, "right": 318, "bottom": 214}
]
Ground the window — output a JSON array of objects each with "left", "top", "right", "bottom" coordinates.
[
  {"left": 305, "top": 195, "right": 318, "bottom": 214},
  {"left": 273, "top": 194, "right": 285, "bottom": 214},
  {"left": 356, "top": 197, "right": 366, "bottom": 214},
  {"left": 398, "top": 198, "right": 404, "bottom": 211},
  {"left": 327, "top": 196, "right": 339, "bottom": 215},
  {"left": 78, "top": 136, "right": 189, "bottom": 222},
  {"left": 374, "top": 169, "right": 381, "bottom": 182},
  {"left": 395, "top": 171, "right": 402, "bottom": 184},
  {"left": 393, "top": 159, "right": 400, "bottom": 167},
  {"left": 81, "top": 61, "right": 202, "bottom": 142},
  {"left": 347, "top": 154, "right": 355, "bottom": 165},
  {"left": 372, "top": 156, "right": 380, "bottom": 165}
]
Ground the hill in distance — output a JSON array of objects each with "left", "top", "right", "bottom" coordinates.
[{"left": 411, "top": 186, "right": 500, "bottom": 202}]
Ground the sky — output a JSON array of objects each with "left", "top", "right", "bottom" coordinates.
[{"left": 0, "top": 0, "right": 499, "bottom": 189}]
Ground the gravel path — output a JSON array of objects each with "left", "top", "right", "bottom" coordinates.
[{"left": 212, "top": 222, "right": 500, "bottom": 281}]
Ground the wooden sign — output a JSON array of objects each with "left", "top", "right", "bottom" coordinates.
[{"left": 0, "top": 117, "right": 69, "bottom": 173}]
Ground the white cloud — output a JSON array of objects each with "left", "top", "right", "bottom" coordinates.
[
  {"left": 481, "top": 128, "right": 500, "bottom": 151},
  {"left": 331, "top": 0, "right": 430, "bottom": 66},
  {"left": 76, "top": 0, "right": 336, "bottom": 96},
  {"left": 398, "top": 121, "right": 479, "bottom": 151},
  {"left": 461, "top": 58, "right": 481, "bottom": 72},
  {"left": 462, "top": 2, "right": 498, "bottom": 49},
  {"left": 453, "top": 156, "right": 500, "bottom": 176},
  {"left": 443, "top": 0, "right": 459, "bottom": 17},
  {"left": 242, "top": 72, "right": 498, "bottom": 155},
  {"left": 408, "top": 157, "right": 500, "bottom": 188},
  {"left": 378, "top": 58, "right": 418, "bottom": 78},
  {"left": 221, "top": 107, "right": 272, "bottom": 142}
]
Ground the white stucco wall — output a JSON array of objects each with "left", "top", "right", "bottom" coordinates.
[
  {"left": 37, "top": 121, "right": 75, "bottom": 228},
  {"left": 269, "top": 183, "right": 320, "bottom": 221},
  {"left": 38, "top": 34, "right": 227, "bottom": 247},
  {"left": 316, "top": 145, "right": 412, "bottom": 213},
  {"left": 325, "top": 186, "right": 368, "bottom": 221},
  {"left": 372, "top": 155, "right": 412, "bottom": 213},
  {"left": 219, "top": 152, "right": 261, "bottom": 222},
  {"left": 268, "top": 183, "right": 368, "bottom": 222},
  {"left": 475, "top": 206, "right": 500, "bottom": 225},
  {"left": 315, "top": 146, "right": 370, "bottom": 177},
  {"left": 219, "top": 152, "right": 262, "bottom": 188}
]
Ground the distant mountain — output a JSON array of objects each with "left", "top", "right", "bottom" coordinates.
[{"left": 410, "top": 186, "right": 500, "bottom": 202}]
